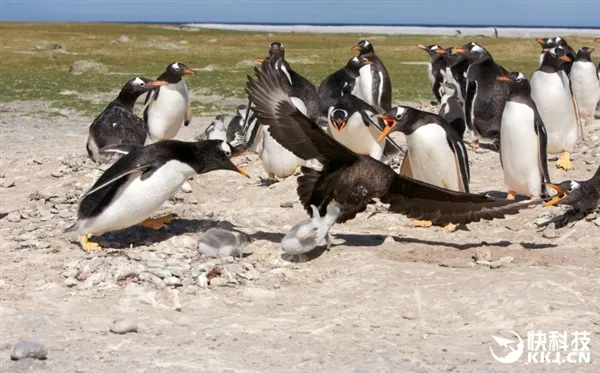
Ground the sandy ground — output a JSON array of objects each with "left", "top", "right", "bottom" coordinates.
[{"left": 1, "top": 98, "right": 600, "bottom": 373}]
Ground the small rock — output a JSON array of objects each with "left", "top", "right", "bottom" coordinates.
[
  {"left": 69, "top": 60, "right": 108, "bottom": 75},
  {"left": 164, "top": 276, "right": 182, "bottom": 287},
  {"left": 166, "top": 266, "right": 185, "bottom": 278},
  {"left": 15, "top": 233, "right": 35, "bottom": 242},
  {"left": 137, "top": 272, "right": 156, "bottom": 282},
  {"left": 63, "top": 268, "right": 79, "bottom": 278},
  {"left": 115, "top": 267, "right": 138, "bottom": 281},
  {"left": 181, "top": 181, "right": 192, "bottom": 193},
  {"left": 476, "top": 260, "right": 491, "bottom": 267},
  {"left": 209, "top": 277, "right": 228, "bottom": 287},
  {"left": 10, "top": 341, "right": 47, "bottom": 360},
  {"left": 594, "top": 218, "right": 600, "bottom": 227},
  {"left": 197, "top": 273, "right": 208, "bottom": 288},
  {"left": 473, "top": 247, "right": 492, "bottom": 262},
  {"left": 383, "top": 236, "right": 395, "bottom": 245},
  {"left": 166, "top": 258, "right": 183, "bottom": 267},
  {"left": 439, "top": 260, "right": 476, "bottom": 269},
  {"left": 280, "top": 201, "right": 294, "bottom": 208},
  {"left": 490, "top": 256, "right": 514, "bottom": 269},
  {"left": 542, "top": 223, "right": 558, "bottom": 238},
  {"left": 109, "top": 319, "right": 138, "bottom": 334},
  {"left": 176, "top": 236, "right": 197, "bottom": 249},
  {"left": 6, "top": 211, "right": 21, "bottom": 223},
  {"left": 0, "top": 178, "right": 15, "bottom": 188},
  {"left": 118, "top": 35, "right": 130, "bottom": 43},
  {"left": 147, "top": 267, "right": 170, "bottom": 279}
]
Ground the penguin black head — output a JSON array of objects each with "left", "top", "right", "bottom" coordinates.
[
  {"left": 375, "top": 106, "right": 421, "bottom": 140},
  {"left": 268, "top": 42, "right": 285, "bottom": 59},
  {"left": 575, "top": 47, "right": 595, "bottom": 62},
  {"left": 162, "top": 61, "right": 195, "bottom": 82},
  {"left": 497, "top": 72, "right": 530, "bottom": 95},
  {"left": 329, "top": 108, "right": 349, "bottom": 132},
  {"left": 194, "top": 140, "right": 249, "bottom": 178},
  {"left": 351, "top": 40, "right": 374, "bottom": 55},
  {"left": 117, "top": 77, "right": 167, "bottom": 103},
  {"left": 417, "top": 44, "right": 443, "bottom": 57},
  {"left": 544, "top": 180, "right": 583, "bottom": 207},
  {"left": 236, "top": 104, "right": 248, "bottom": 116},
  {"left": 454, "top": 42, "right": 490, "bottom": 58},
  {"left": 541, "top": 47, "right": 571, "bottom": 69},
  {"left": 346, "top": 56, "right": 373, "bottom": 71},
  {"left": 536, "top": 36, "right": 568, "bottom": 49}
]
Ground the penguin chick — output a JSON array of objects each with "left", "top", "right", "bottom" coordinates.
[
  {"left": 281, "top": 201, "right": 341, "bottom": 255},
  {"left": 198, "top": 114, "right": 228, "bottom": 141},
  {"left": 86, "top": 77, "right": 167, "bottom": 163},
  {"left": 196, "top": 228, "right": 253, "bottom": 258},
  {"left": 438, "top": 82, "right": 466, "bottom": 139}
]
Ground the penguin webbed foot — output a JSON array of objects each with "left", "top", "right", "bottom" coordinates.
[
  {"left": 556, "top": 152, "right": 574, "bottom": 171},
  {"left": 81, "top": 235, "right": 101, "bottom": 252},
  {"left": 409, "top": 220, "right": 433, "bottom": 228},
  {"left": 141, "top": 214, "right": 174, "bottom": 230},
  {"left": 441, "top": 223, "right": 458, "bottom": 233}
]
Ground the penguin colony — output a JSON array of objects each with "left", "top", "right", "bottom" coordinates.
[{"left": 74, "top": 37, "right": 600, "bottom": 253}]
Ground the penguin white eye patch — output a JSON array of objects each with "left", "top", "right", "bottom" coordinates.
[{"left": 220, "top": 141, "right": 232, "bottom": 156}]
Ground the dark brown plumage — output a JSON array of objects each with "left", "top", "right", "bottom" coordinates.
[{"left": 245, "top": 58, "right": 542, "bottom": 226}]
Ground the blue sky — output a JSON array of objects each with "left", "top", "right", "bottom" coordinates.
[{"left": 2, "top": 1, "right": 600, "bottom": 28}]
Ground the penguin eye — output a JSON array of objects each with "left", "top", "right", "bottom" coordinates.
[
  {"left": 139, "top": 82, "right": 145, "bottom": 87},
  {"left": 395, "top": 114, "right": 403, "bottom": 120},
  {"left": 516, "top": 78, "right": 522, "bottom": 83}
]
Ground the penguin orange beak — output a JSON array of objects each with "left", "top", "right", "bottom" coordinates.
[
  {"left": 147, "top": 80, "right": 168, "bottom": 87},
  {"left": 351, "top": 45, "right": 361, "bottom": 51},
  {"left": 536, "top": 38, "right": 545, "bottom": 45},
  {"left": 496, "top": 76, "right": 511, "bottom": 82},
  {"left": 417, "top": 44, "right": 428, "bottom": 50},
  {"left": 184, "top": 68, "right": 195, "bottom": 75},
  {"left": 453, "top": 48, "right": 466, "bottom": 54},
  {"left": 543, "top": 183, "right": 566, "bottom": 207},
  {"left": 332, "top": 119, "right": 346, "bottom": 132},
  {"left": 595, "top": 38, "right": 600, "bottom": 43},
  {"left": 364, "top": 60, "right": 374, "bottom": 65},
  {"left": 560, "top": 55, "right": 571, "bottom": 62},
  {"left": 256, "top": 58, "right": 264, "bottom": 63},
  {"left": 435, "top": 49, "right": 445, "bottom": 54},
  {"left": 542, "top": 48, "right": 549, "bottom": 52},
  {"left": 375, "top": 115, "right": 397, "bottom": 142}
]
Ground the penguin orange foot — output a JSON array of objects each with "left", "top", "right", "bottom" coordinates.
[
  {"left": 441, "top": 223, "right": 457, "bottom": 233},
  {"left": 506, "top": 191, "right": 517, "bottom": 200},
  {"left": 81, "top": 234, "right": 101, "bottom": 252},
  {"left": 409, "top": 220, "right": 433, "bottom": 228},
  {"left": 556, "top": 151, "right": 573, "bottom": 171},
  {"left": 141, "top": 214, "right": 174, "bottom": 230}
]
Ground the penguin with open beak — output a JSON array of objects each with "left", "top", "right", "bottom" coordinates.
[
  {"left": 544, "top": 166, "right": 600, "bottom": 212},
  {"left": 65, "top": 140, "right": 249, "bottom": 252}
]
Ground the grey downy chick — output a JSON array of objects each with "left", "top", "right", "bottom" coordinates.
[
  {"left": 281, "top": 201, "right": 341, "bottom": 255},
  {"left": 196, "top": 228, "right": 252, "bottom": 258},
  {"left": 196, "top": 115, "right": 228, "bottom": 141},
  {"left": 438, "top": 82, "right": 466, "bottom": 139}
]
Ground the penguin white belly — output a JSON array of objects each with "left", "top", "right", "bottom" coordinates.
[
  {"left": 427, "top": 63, "right": 435, "bottom": 84},
  {"left": 260, "top": 126, "right": 304, "bottom": 178},
  {"left": 500, "top": 102, "right": 542, "bottom": 197},
  {"left": 405, "top": 124, "right": 462, "bottom": 191},
  {"left": 78, "top": 161, "right": 195, "bottom": 235},
  {"left": 570, "top": 61, "right": 600, "bottom": 119},
  {"left": 531, "top": 72, "right": 578, "bottom": 154},
  {"left": 329, "top": 113, "right": 384, "bottom": 160},
  {"left": 538, "top": 53, "right": 544, "bottom": 67},
  {"left": 147, "top": 81, "right": 189, "bottom": 140},
  {"left": 357, "top": 65, "right": 374, "bottom": 105},
  {"left": 377, "top": 71, "right": 384, "bottom": 105}
]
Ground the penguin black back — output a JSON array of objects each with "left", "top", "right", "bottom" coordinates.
[{"left": 318, "top": 56, "right": 372, "bottom": 116}]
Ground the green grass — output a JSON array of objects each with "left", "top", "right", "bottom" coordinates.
[{"left": 0, "top": 22, "right": 596, "bottom": 116}]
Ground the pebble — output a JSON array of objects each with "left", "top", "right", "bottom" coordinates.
[
  {"left": 115, "top": 267, "right": 138, "bottom": 281},
  {"left": 197, "top": 273, "right": 208, "bottom": 288},
  {"left": 137, "top": 272, "right": 156, "bottom": 283},
  {"left": 166, "top": 266, "right": 185, "bottom": 278},
  {"left": 139, "top": 251, "right": 161, "bottom": 263},
  {"left": 180, "top": 181, "right": 193, "bottom": 193},
  {"left": 490, "top": 256, "right": 514, "bottom": 269},
  {"left": 15, "top": 233, "right": 35, "bottom": 242},
  {"left": 164, "top": 276, "right": 182, "bottom": 287},
  {"left": 473, "top": 247, "right": 492, "bottom": 262},
  {"left": 542, "top": 223, "right": 558, "bottom": 239},
  {"left": 476, "top": 260, "right": 491, "bottom": 267},
  {"left": 209, "top": 277, "right": 228, "bottom": 287},
  {"left": 6, "top": 211, "right": 21, "bottom": 223},
  {"left": 594, "top": 218, "right": 600, "bottom": 227},
  {"left": 280, "top": 201, "right": 294, "bottom": 208},
  {"left": 63, "top": 278, "right": 78, "bottom": 287},
  {"left": 109, "top": 319, "right": 138, "bottom": 334},
  {"left": 147, "top": 267, "right": 171, "bottom": 279},
  {"left": 63, "top": 267, "right": 79, "bottom": 278},
  {"left": 10, "top": 341, "right": 47, "bottom": 360},
  {"left": 166, "top": 258, "right": 183, "bottom": 267},
  {"left": 439, "top": 260, "right": 476, "bottom": 269}
]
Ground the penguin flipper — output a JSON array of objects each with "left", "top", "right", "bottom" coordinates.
[
  {"left": 184, "top": 102, "right": 192, "bottom": 126},
  {"left": 82, "top": 163, "right": 154, "bottom": 198},
  {"left": 464, "top": 79, "right": 476, "bottom": 131},
  {"left": 142, "top": 89, "right": 158, "bottom": 122},
  {"left": 446, "top": 135, "right": 470, "bottom": 193},
  {"left": 534, "top": 110, "right": 552, "bottom": 191},
  {"left": 399, "top": 152, "right": 412, "bottom": 177},
  {"left": 99, "top": 143, "right": 144, "bottom": 156}
]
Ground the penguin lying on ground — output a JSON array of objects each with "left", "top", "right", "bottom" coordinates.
[
  {"left": 65, "top": 140, "right": 249, "bottom": 252},
  {"left": 281, "top": 201, "right": 341, "bottom": 255},
  {"left": 196, "top": 228, "right": 253, "bottom": 258},
  {"left": 143, "top": 61, "right": 195, "bottom": 141},
  {"left": 86, "top": 77, "right": 166, "bottom": 162}
]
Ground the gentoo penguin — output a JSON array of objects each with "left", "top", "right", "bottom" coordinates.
[
  {"left": 351, "top": 40, "right": 393, "bottom": 110},
  {"left": 497, "top": 72, "right": 551, "bottom": 200},
  {"left": 143, "top": 61, "right": 195, "bottom": 141},
  {"left": 256, "top": 42, "right": 321, "bottom": 122},
  {"left": 417, "top": 44, "right": 446, "bottom": 103},
  {"left": 199, "top": 115, "right": 228, "bottom": 141},
  {"left": 317, "top": 56, "right": 373, "bottom": 116},
  {"left": 196, "top": 228, "right": 252, "bottom": 258},
  {"left": 327, "top": 94, "right": 402, "bottom": 161},
  {"left": 65, "top": 139, "right": 249, "bottom": 251},
  {"left": 226, "top": 104, "right": 248, "bottom": 143},
  {"left": 86, "top": 77, "right": 167, "bottom": 163},
  {"left": 454, "top": 42, "right": 509, "bottom": 148},
  {"left": 570, "top": 47, "right": 600, "bottom": 124},
  {"left": 596, "top": 39, "right": 600, "bottom": 81},
  {"left": 536, "top": 37, "right": 576, "bottom": 72},
  {"left": 439, "top": 47, "right": 471, "bottom": 103},
  {"left": 531, "top": 47, "right": 579, "bottom": 170},
  {"left": 281, "top": 201, "right": 341, "bottom": 255},
  {"left": 246, "top": 58, "right": 542, "bottom": 229},
  {"left": 376, "top": 106, "right": 470, "bottom": 231},
  {"left": 438, "top": 82, "right": 466, "bottom": 139},
  {"left": 544, "top": 166, "right": 600, "bottom": 212}
]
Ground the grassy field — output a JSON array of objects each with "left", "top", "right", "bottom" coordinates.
[{"left": 1, "top": 22, "right": 597, "bottom": 117}]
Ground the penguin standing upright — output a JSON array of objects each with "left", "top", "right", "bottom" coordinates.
[
  {"left": 454, "top": 42, "right": 509, "bottom": 148},
  {"left": 417, "top": 44, "right": 446, "bottom": 103},
  {"left": 318, "top": 56, "right": 374, "bottom": 117},
  {"left": 143, "top": 62, "right": 195, "bottom": 141},
  {"left": 65, "top": 140, "right": 249, "bottom": 251},
  {"left": 86, "top": 77, "right": 167, "bottom": 163},
  {"left": 438, "top": 82, "right": 466, "bottom": 139},
  {"left": 351, "top": 40, "right": 392, "bottom": 110},
  {"left": 531, "top": 47, "right": 578, "bottom": 171},
  {"left": 376, "top": 106, "right": 470, "bottom": 232},
  {"left": 439, "top": 47, "right": 472, "bottom": 104},
  {"left": 327, "top": 94, "right": 402, "bottom": 161},
  {"left": 497, "top": 72, "right": 551, "bottom": 199},
  {"left": 570, "top": 47, "right": 600, "bottom": 124}
]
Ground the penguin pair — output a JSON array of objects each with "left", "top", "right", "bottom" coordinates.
[
  {"left": 497, "top": 72, "right": 551, "bottom": 199},
  {"left": 376, "top": 106, "right": 470, "bottom": 232},
  {"left": 351, "top": 40, "right": 393, "bottom": 110},
  {"left": 531, "top": 47, "right": 579, "bottom": 171},
  {"left": 326, "top": 94, "right": 403, "bottom": 161},
  {"left": 417, "top": 44, "right": 446, "bottom": 103},
  {"left": 570, "top": 47, "right": 600, "bottom": 124},
  {"left": 536, "top": 37, "right": 576, "bottom": 73},
  {"left": 454, "top": 42, "right": 509, "bottom": 149},
  {"left": 318, "top": 56, "right": 374, "bottom": 116},
  {"left": 86, "top": 77, "right": 167, "bottom": 163},
  {"left": 143, "top": 61, "right": 195, "bottom": 141},
  {"left": 66, "top": 140, "right": 249, "bottom": 252}
]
